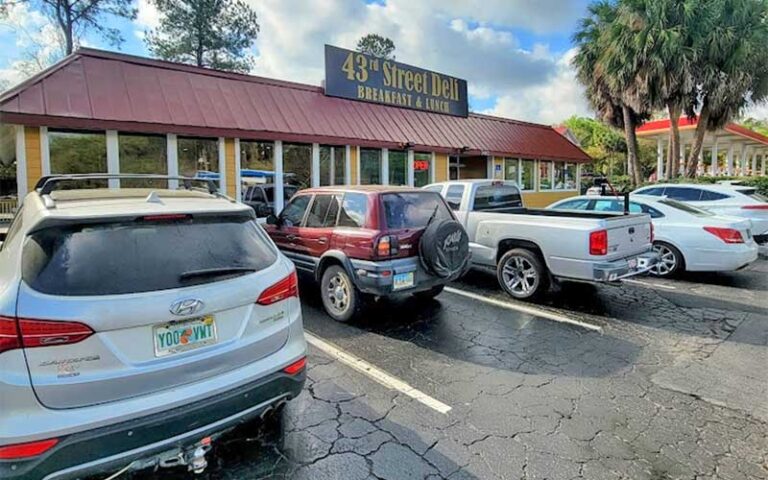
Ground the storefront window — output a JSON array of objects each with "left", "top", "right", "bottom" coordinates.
[
  {"left": 539, "top": 161, "right": 553, "bottom": 190},
  {"left": 553, "top": 162, "right": 577, "bottom": 190},
  {"left": 284, "top": 143, "right": 311, "bottom": 190},
  {"left": 319, "top": 146, "right": 347, "bottom": 186},
  {"left": 50, "top": 130, "right": 108, "bottom": 175},
  {"left": 0, "top": 125, "right": 17, "bottom": 198},
  {"left": 240, "top": 141, "right": 273, "bottom": 171},
  {"left": 504, "top": 158, "right": 519, "bottom": 184},
  {"left": 389, "top": 150, "right": 407, "bottom": 186},
  {"left": 414, "top": 153, "right": 431, "bottom": 187},
  {"left": 119, "top": 133, "right": 167, "bottom": 188},
  {"left": 565, "top": 163, "right": 577, "bottom": 190},
  {"left": 334, "top": 147, "right": 346, "bottom": 185},
  {"left": 178, "top": 137, "right": 218, "bottom": 178},
  {"left": 319, "top": 146, "right": 332, "bottom": 186},
  {"left": 360, "top": 148, "right": 381, "bottom": 185},
  {"left": 521, "top": 160, "right": 535, "bottom": 190}
]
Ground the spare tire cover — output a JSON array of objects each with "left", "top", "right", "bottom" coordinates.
[{"left": 419, "top": 219, "right": 470, "bottom": 278}]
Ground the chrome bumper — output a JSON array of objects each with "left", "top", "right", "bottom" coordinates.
[{"left": 593, "top": 251, "right": 659, "bottom": 283}]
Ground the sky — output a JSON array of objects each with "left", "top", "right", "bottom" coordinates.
[{"left": 1, "top": 0, "right": 766, "bottom": 124}]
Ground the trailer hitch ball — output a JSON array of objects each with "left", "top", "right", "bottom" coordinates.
[{"left": 189, "top": 446, "right": 208, "bottom": 474}]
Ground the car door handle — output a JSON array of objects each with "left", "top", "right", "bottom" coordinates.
[
  {"left": 317, "top": 237, "right": 328, "bottom": 244},
  {"left": 287, "top": 234, "right": 297, "bottom": 241},
  {"left": 628, "top": 227, "right": 635, "bottom": 234}
]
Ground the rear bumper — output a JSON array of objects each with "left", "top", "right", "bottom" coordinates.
[
  {"left": 592, "top": 251, "right": 659, "bottom": 282},
  {"left": 689, "top": 243, "right": 759, "bottom": 271},
  {"left": 350, "top": 256, "right": 465, "bottom": 296},
  {"left": 1, "top": 370, "right": 305, "bottom": 480}
]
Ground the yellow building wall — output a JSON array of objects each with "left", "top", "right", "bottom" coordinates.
[
  {"left": 24, "top": 127, "right": 42, "bottom": 193},
  {"left": 349, "top": 146, "right": 358, "bottom": 185},
  {"left": 522, "top": 190, "right": 578, "bottom": 208},
  {"left": 224, "top": 138, "right": 236, "bottom": 196},
  {"left": 434, "top": 153, "right": 449, "bottom": 182}
]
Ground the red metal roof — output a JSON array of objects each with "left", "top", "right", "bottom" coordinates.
[
  {"left": 638, "top": 117, "right": 768, "bottom": 146},
  {"left": 0, "top": 49, "right": 591, "bottom": 162}
]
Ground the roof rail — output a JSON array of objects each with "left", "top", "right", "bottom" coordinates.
[{"left": 35, "top": 174, "right": 220, "bottom": 196}]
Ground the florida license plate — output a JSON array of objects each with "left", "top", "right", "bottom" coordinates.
[
  {"left": 153, "top": 315, "right": 217, "bottom": 357},
  {"left": 393, "top": 272, "right": 415, "bottom": 291}
]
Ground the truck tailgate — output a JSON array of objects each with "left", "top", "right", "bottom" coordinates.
[{"left": 603, "top": 215, "right": 652, "bottom": 260}]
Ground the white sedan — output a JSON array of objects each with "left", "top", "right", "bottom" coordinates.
[{"left": 548, "top": 195, "right": 759, "bottom": 277}]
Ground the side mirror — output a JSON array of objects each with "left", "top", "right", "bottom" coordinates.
[
  {"left": 255, "top": 203, "right": 273, "bottom": 218},
  {"left": 265, "top": 214, "right": 279, "bottom": 226}
]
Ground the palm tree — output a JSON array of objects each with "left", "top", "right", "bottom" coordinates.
[
  {"left": 573, "top": 1, "right": 648, "bottom": 186},
  {"left": 685, "top": 0, "right": 768, "bottom": 177}
]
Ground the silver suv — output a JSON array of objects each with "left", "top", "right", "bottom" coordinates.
[{"left": 0, "top": 175, "right": 307, "bottom": 480}]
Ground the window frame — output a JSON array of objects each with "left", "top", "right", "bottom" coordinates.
[
  {"left": 445, "top": 184, "right": 465, "bottom": 210},
  {"left": 519, "top": 159, "right": 535, "bottom": 192},
  {"left": 279, "top": 194, "right": 312, "bottom": 227},
  {"left": 336, "top": 192, "right": 369, "bottom": 229}
]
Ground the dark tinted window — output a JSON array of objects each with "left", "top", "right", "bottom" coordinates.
[
  {"left": 554, "top": 199, "right": 590, "bottom": 210},
  {"left": 22, "top": 216, "right": 277, "bottom": 296},
  {"left": 280, "top": 195, "right": 310, "bottom": 226},
  {"left": 263, "top": 185, "right": 297, "bottom": 203},
  {"left": 701, "top": 190, "right": 730, "bottom": 201},
  {"left": 665, "top": 187, "right": 703, "bottom": 201},
  {"left": 306, "top": 194, "right": 339, "bottom": 228},
  {"left": 445, "top": 185, "right": 465, "bottom": 210},
  {"left": 636, "top": 187, "right": 665, "bottom": 196},
  {"left": 382, "top": 192, "right": 452, "bottom": 229},
  {"left": 338, "top": 193, "right": 367, "bottom": 228},
  {"left": 473, "top": 184, "right": 523, "bottom": 211}
]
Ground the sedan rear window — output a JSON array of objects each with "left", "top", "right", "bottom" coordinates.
[
  {"left": 22, "top": 216, "right": 278, "bottom": 296},
  {"left": 382, "top": 192, "right": 452, "bottom": 229}
]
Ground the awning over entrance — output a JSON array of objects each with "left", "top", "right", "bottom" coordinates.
[{"left": 637, "top": 118, "right": 768, "bottom": 177}]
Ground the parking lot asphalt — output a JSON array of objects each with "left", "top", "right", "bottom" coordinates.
[{"left": 130, "top": 260, "right": 768, "bottom": 480}]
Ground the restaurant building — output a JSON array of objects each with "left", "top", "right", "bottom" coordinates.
[{"left": 0, "top": 48, "right": 591, "bottom": 214}]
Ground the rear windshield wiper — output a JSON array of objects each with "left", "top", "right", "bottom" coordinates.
[{"left": 180, "top": 267, "right": 257, "bottom": 280}]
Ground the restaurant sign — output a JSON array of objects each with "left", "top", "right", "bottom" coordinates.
[{"left": 324, "top": 45, "right": 468, "bottom": 117}]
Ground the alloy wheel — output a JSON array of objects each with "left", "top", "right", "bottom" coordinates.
[
  {"left": 651, "top": 244, "right": 677, "bottom": 276},
  {"left": 501, "top": 255, "right": 538, "bottom": 296}
]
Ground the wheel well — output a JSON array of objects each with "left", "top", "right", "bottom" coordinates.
[
  {"left": 497, "top": 239, "right": 545, "bottom": 264},
  {"left": 652, "top": 240, "right": 686, "bottom": 270},
  {"left": 316, "top": 256, "right": 346, "bottom": 281}
]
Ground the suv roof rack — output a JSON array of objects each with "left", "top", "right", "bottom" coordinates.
[{"left": 35, "top": 174, "right": 220, "bottom": 196}]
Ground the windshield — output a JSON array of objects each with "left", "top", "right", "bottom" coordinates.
[
  {"left": 382, "top": 192, "right": 452, "bottom": 229},
  {"left": 23, "top": 216, "right": 277, "bottom": 295},
  {"left": 659, "top": 199, "right": 714, "bottom": 217}
]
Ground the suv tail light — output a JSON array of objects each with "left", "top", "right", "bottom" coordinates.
[
  {"left": 0, "top": 438, "right": 59, "bottom": 460},
  {"left": 703, "top": 226, "right": 744, "bottom": 244},
  {"left": 589, "top": 230, "right": 608, "bottom": 256},
  {"left": 0, "top": 316, "right": 93, "bottom": 354},
  {"left": 257, "top": 271, "right": 299, "bottom": 305},
  {"left": 649, "top": 223, "right": 654, "bottom": 243},
  {"left": 283, "top": 356, "right": 307, "bottom": 375},
  {"left": 376, "top": 235, "right": 399, "bottom": 258},
  {"left": 741, "top": 205, "right": 768, "bottom": 210}
]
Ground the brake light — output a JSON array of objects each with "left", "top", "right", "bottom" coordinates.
[
  {"left": 376, "top": 235, "right": 399, "bottom": 258},
  {"left": 0, "top": 316, "right": 21, "bottom": 354},
  {"left": 0, "top": 317, "right": 93, "bottom": 353},
  {"left": 283, "top": 356, "right": 307, "bottom": 375},
  {"left": 141, "top": 214, "right": 192, "bottom": 222},
  {"left": 650, "top": 223, "right": 654, "bottom": 243},
  {"left": 741, "top": 205, "right": 768, "bottom": 210},
  {"left": 589, "top": 230, "right": 608, "bottom": 255},
  {"left": 0, "top": 438, "right": 59, "bottom": 459},
  {"left": 257, "top": 271, "right": 299, "bottom": 305},
  {"left": 703, "top": 227, "right": 744, "bottom": 244}
]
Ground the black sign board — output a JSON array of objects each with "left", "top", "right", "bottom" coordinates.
[{"left": 324, "top": 45, "right": 468, "bottom": 117}]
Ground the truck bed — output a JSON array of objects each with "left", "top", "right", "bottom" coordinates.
[{"left": 477, "top": 206, "right": 638, "bottom": 220}]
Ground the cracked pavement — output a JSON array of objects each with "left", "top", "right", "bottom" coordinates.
[{"left": 131, "top": 260, "right": 768, "bottom": 480}]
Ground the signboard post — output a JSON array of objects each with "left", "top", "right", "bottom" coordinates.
[{"left": 324, "top": 45, "right": 468, "bottom": 117}]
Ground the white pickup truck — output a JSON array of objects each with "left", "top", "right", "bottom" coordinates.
[{"left": 424, "top": 180, "right": 658, "bottom": 299}]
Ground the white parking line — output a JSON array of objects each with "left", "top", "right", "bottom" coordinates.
[
  {"left": 444, "top": 287, "right": 603, "bottom": 333},
  {"left": 304, "top": 332, "right": 452, "bottom": 415},
  {"left": 624, "top": 279, "right": 677, "bottom": 290}
]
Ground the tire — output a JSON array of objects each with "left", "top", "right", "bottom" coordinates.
[
  {"left": 497, "top": 248, "right": 549, "bottom": 300},
  {"left": 413, "top": 285, "right": 445, "bottom": 300},
  {"left": 419, "top": 219, "right": 470, "bottom": 279},
  {"left": 650, "top": 241, "right": 684, "bottom": 277},
  {"left": 320, "top": 265, "right": 366, "bottom": 322}
]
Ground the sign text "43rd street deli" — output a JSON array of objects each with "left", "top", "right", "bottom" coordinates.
[{"left": 324, "top": 45, "right": 469, "bottom": 117}]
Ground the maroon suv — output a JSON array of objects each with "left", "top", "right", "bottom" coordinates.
[{"left": 264, "top": 186, "right": 470, "bottom": 321}]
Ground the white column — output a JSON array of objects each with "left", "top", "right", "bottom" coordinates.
[
  {"left": 40, "top": 127, "right": 50, "bottom": 176},
  {"left": 167, "top": 134, "right": 178, "bottom": 189},
  {"left": 345, "top": 145, "right": 352, "bottom": 184},
  {"left": 407, "top": 149, "right": 415, "bottom": 187},
  {"left": 727, "top": 144, "right": 734, "bottom": 175},
  {"left": 234, "top": 138, "right": 242, "bottom": 201},
  {"left": 656, "top": 137, "right": 664, "bottom": 180},
  {"left": 738, "top": 144, "right": 747, "bottom": 176},
  {"left": 329, "top": 146, "right": 335, "bottom": 186},
  {"left": 751, "top": 150, "right": 758, "bottom": 176},
  {"left": 762, "top": 153, "right": 766, "bottom": 176},
  {"left": 430, "top": 152, "right": 436, "bottom": 184},
  {"left": 15, "top": 125, "right": 27, "bottom": 202},
  {"left": 274, "top": 141, "right": 284, "bottom": 214},
  {"left": 355, "top": 146, "right": 361, "bottom": 184},
  {"left": 381, "top": 148, "right": 389, "bottom": 185},
  {"left": 710, "top": 141, "right": 718, "bottom": 176},
  {"left": 217, "top": 137, "right": 226, "bottom": 194},
  {"left": 311, "top": 142, "right": 320, "bottom": 187},
  {"left": 106, "top": 129, "right": 120, "bottom": 189}
]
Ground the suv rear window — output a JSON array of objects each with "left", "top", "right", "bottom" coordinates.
[
  {"left": 22, "top": 216, "right": 277, "bottom": 296},
  {"left": 382, "top": 192, "right": 452, "bottom": 229}
]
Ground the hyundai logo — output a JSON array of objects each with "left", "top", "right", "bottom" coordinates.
[{"left": 169, "top": 298, "right": 205, "bottom": 316}]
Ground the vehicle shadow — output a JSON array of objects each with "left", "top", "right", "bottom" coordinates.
[{"left": 298, "top": 274, "right": 642, "bottom": 379}]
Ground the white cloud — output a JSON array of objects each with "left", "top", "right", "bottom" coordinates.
[
  {"left": 134, "top": 0, "right": 161, "bottom": 41},
  {"left": 744, "top": 102, "right": 768, "bottom": 121}
]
